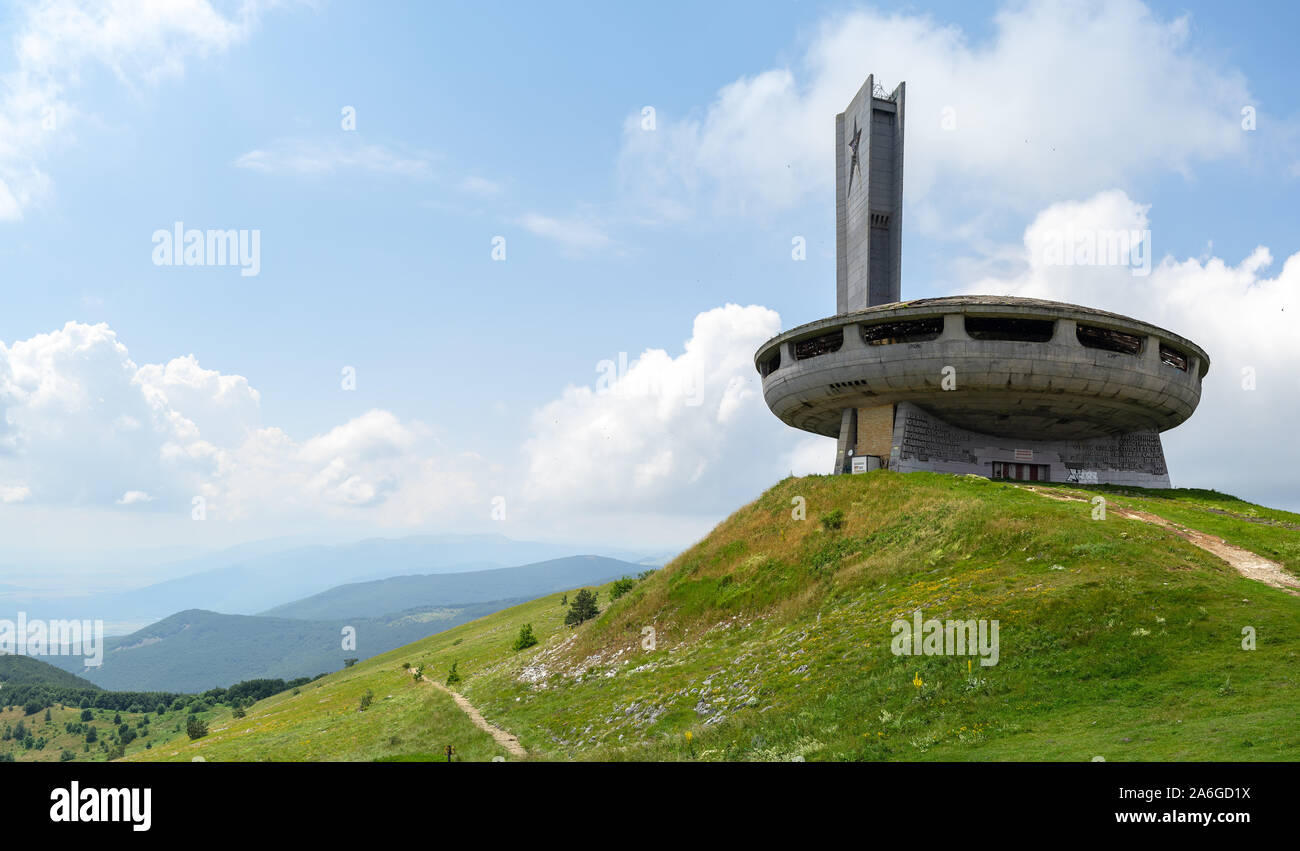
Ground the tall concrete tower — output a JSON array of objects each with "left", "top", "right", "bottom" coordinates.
[
  {"left": 757, "top": 74, "right": 1208, "bottom": 485},
  {"left": 835, "top": 75, "right": 905, "bottom": 313}
]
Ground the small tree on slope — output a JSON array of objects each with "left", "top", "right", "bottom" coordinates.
[{"left": 565, "top": 589, "right": 599, "bottom": 626}]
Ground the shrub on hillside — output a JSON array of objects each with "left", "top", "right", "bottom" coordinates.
[
  {"left": 820, "top": 509, "right": 845, "bottom": 531},
  {"left": 359, "top": 689, "right": 374, "bottom": 711},
  {"left": 512, "top": 624, "right": 538, "bottom": 651},
  {"left": 610, "top": 577, "right": 636, "bottom": 600},
  {"left": 445, "top": 662, "right": 461, "bottom": 687},
  {"left": 565, "top": 589, "right": 599, "bottom": 626},
  {"left": 186, "top": 716, "right": 208, "bottom": 741}
]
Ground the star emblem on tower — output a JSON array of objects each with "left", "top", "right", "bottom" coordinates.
[{"left": 846, "top": 118, "right": 862, "bottom": 195}]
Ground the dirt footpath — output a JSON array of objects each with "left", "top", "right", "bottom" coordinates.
[{"left": 1019, "top": 485, "right": 1300, "bottom": 596}]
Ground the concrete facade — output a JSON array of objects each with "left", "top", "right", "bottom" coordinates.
[
  {"left": 757, "top": 295, "right": 1209, "bottom": 486},
  {"left": 888, "top": 402, "right": 1171, "bottom": 487}
]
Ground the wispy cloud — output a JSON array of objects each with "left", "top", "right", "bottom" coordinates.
[
  {"left": 233, "top": 138, "right": 435, "bottom": 178},
  {"left": 0, "top": 0, "right": 281, "bottom": 221},
  {"left": 518, "top": 212, "right": 614, "bottom": 253},
  {"left": 458, "top": 175, "right": 503, "bottom": 197}
]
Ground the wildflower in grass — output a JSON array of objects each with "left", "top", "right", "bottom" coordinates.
[{"left": 912, "top": 672, "right": 923, "bottom": 688}]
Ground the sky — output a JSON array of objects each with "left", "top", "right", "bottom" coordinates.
[{"left": 0, "top": 0, "right": 1297, "bottom": 577}]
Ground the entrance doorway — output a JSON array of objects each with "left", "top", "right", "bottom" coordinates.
[{"left": 991, "top": 461, "right": 1051, "bottom": 482}]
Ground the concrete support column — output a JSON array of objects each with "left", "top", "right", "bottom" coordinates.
[
  {"left": 1142, "top": 334, "right": 1161, "bottom": 368},
  {"left": 856, "top": 404, "right": 896, "bottom": 462},
  {"left": 1054, "top": 318, "right": 1077, "bottom": 345},
  {"left": 938, "top": 313, "right": 966, "bottom": 341},
  {"left": 840, "top": 321, "right": 866, "bottom": 352},
  {"left": 833, "top": 407, "right": 856, "bottom": 474}
]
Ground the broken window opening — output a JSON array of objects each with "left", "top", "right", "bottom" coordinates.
[
  {"left": 792, "top": 330, "right": 844, "bottom": 360},
  {"left": 1159, "top": 344, "right": 1188, "bottom": 371},
  {"left": 758, "top": 351, "right": 781, "bottom": 377},
  {"left": 860, "top": 317, "right": 943, "bottom": 346},
  {"left": 1077, "top": 324, "right": 1143, "bottom": 356},
  {"left": 964, "top": 316, "right": 1055, "bottom": 343}
]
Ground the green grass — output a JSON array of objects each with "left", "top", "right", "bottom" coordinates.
[{"left": 132, "top": 471, "right": 1300, "bottom": 762}]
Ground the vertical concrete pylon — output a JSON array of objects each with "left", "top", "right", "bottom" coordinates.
[{"left": 836, "top": 75, "right": 905, "bottom": 313}]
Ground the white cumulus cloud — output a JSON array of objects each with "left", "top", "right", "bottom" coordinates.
[
  {"left": 619, "top": 0, "right": 1258, "bottom": 229},
  {"left": 0, "top": 321, "right": 479, "bottom": 524},
  {"left": 520, "top": 303, "right": 796, "bottom": 517}
]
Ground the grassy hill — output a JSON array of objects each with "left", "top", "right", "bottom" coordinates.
[
  {"left": 0, "top": 655, "right": 99, "bottom": 690},
  {"left": 130, "top": 472, "right": 1300, "bottom": 762}
]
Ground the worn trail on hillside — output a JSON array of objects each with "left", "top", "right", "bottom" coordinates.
[
  {"left": 1019, "top": 486, "right": 1300, "bottom": 596},
  {"left": 414, "top": 673, "right": 526, "bottom": 757}
]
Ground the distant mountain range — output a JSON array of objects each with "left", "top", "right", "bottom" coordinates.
[
  {"left": 20, "top": 534, "right": 662, "bottom": 626},
  {"left": 262, "top": 555, "right": 642, "bottom": 620},
  {"left": 39, "top": 554, "right": 644, "bottom": 692},
  {"left": 43, "top": 606, "right": 507, "bottom": 692}
]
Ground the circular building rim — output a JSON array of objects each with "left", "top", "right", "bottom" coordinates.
[{"left": 755, "top": 295, "right": 1210, "bottom": 378}]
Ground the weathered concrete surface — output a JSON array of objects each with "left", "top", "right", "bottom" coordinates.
[
  {"left": 836, "top": 75, "right": 904, "bottom": 313},
  {"left": 757, "top": 295, "right": 1209, "bottom": 443},
  {"left": 887, "top": 401, "right": 1171, "bottom": 487}
]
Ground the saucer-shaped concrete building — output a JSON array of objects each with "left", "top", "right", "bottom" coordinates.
[{"left": 755, "top": 76, "right": 1208, "bottom": 487}]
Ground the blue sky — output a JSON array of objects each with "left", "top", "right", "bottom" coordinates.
[{"left": 0, "top": 0, "right": 1297, "bottom": 577}]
